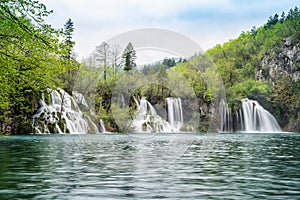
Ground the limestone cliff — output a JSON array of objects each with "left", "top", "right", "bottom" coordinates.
[
  {"left": 256, "top": 39, "right": 300, "bottom": 132},
  {"left": 256, "top": 39, "right": 300, "bottom": 82}
]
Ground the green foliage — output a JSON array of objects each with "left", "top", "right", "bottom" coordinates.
[
  {"left": 227, "top": 80, "right": 272, "bottom": 104},
  {"left": 157, "top": 66, "right": 168, "bottom": 96},
  {"left": 142, "top": 57, "right": 185, "bottom": 75},
  {"left": 162, "top": 58, "right": 176, "bottom": 67},
  {"left": 272, "top": 75, "right": 300, "bottom": 127},
  {"left": 95, "top": 66, "right": 125, "bottom": 131},
  {"left": 63, "top": 18, "right": 75, "bottom": 61},
  {"left": 206, "top": 7, "right": 300, "bottom": 131},
  {"left": 61, "top": 18, "right": 79, "bottom": 94},
  {"left": 172, "top": 61, "right": 206, "bottom": 99},
  {"left": 2, "top": 2, "right": 298, "bottom": 133},
  {"left": 91, "top": 7, "right": 300, "bottom": 132},
  {"left": 0, "top": 0, "right": 76, "bottom": 133}
]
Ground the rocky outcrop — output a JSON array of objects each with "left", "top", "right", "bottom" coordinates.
[
  {"left": 256, "top": 39, "right": 300, "bottom": 82},
  {"left": 256, "top": 38, "right": 300, "bottom": 133}
]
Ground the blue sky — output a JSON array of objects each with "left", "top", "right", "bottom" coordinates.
[{"left": 41, "top": 0, "right": 300, "bottom": 62}]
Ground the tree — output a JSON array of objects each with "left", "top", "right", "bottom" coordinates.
[
  {"left": 95, "top": 42, "right": 110, "bottom": 80},
  {"left": 63, "top": 18, "right": 75, "bottom": 61},
  {"left": 62, "top": 18, "right": 78, "bottom": 94},
  {"left": 122, "top": 42, "right": 136, "bottom": 71},
  {"left": 0, "top": 0, "right": 71, "bottom": 134},
  {"left": 280, "top": 12, "right": 286, "bottom": 23},
  {"left": 266, "top": 13, "right": 279, "bottom": 28},
  {"left": 110, "top": 43, "right": 122, "bottom": 75},
  {"left": 162, "top": 58, "right": 176, "bottom": 67},
  {"left": 157, "top": 66, "right": 168, "bottom": 97},
  {"left": 250, "top": 26, "right": 257, "bottom": 34}
]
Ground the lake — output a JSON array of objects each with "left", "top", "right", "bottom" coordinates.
[{"left": 0, "top": 133, "right": 300, "bottom": 199}]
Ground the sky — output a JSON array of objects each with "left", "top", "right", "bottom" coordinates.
[{"left": 41, "top": 0, "right": 299, "bottom": 64}]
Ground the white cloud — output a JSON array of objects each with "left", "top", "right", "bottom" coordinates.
[
  {"left": 40, "top": 0, "right": 300, "bottom": 60},
  {"left": 42, "top": 0, "right": 233, "bottom": 27},
  {"left": 48, "top": 0, "right": 231, "bottom": 19}
]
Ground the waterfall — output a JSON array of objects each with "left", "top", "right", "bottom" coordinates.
[
  {"left": 72, "top": 91, "right": 89, "bottom": 108},
  {"left": 131, "top": 97, "right": 184, "bottom": 133},
  {"left": 131, "top": 97, "right": 170, "bottom": 133},
  {"left": 99, "top": 119, "right": 106, "bottom": 133},
  {"left": 219, "top": 100, "right": 232, "bottom": 132},
  {"left": 239, "top": 109, "right": 244, "bottom": 131},
  {"left": 32, "top": 89, "right": 99, "bottom": 134},
  {"left": 240, "top": 98, "right": 282, "bottom": 132},
  {"left": 219, "top": 98, "right": 282, "bottom": 133},
  {"left": 166, "top": 97, "right": 183, "bottom": 131}
]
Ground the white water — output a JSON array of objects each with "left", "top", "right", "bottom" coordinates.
[
  {"left": 241, "top": 98, "right": 282, "bottom": 132},
  {"left": 219, "top": 98, "right": 282, "bottom": 133},
  {"left": 131, "top": 97, "right": 184, "bottom": 133},
  {"left": 166, "top": 97, "right": 183, "bottom": 131},
  {"left": 72, "top": 91, "right": 89, "bottom": 108},
  {"left": 99, "top": 119, "right": 106, "bottom": 133},
  {"left": 219, "top": 100, "right": 232, "bottom": 132},
  {"left": 32, "top": 89, "right": 99, "bottom": 134}
]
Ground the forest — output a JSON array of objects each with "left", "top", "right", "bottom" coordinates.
[
  {"left": 207, "top": 8, "right": 300, "bottom": 132},
  {"left": 0, "top": 0, "right": 299, "bottom": 134}
]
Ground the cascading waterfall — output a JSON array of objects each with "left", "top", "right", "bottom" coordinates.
[
  {"left": 219, "top": 98, "right": 282, "bottom": 133},
  {"left": 219, "top": 100, "right": 232, "bottom": 132},
  {"left": 32, "top": 89, "right": 100, "bottom": 134},
  {"left": 131, "top": 97, "right": 184, "bottom": 132},
  {"left": 72, "top": 91, "right": 89, "bottom": 108},
  {"left": 166, "top": 97, "right": 183, "bottom": 131},
  {"left": 131, "top": 97, "right": 170, "bottom": 132},
  {"left": 99, "top": 119, "right": 106, "bottom": 133},
  {"left": 240, "top": 98, "right": 282, "bottom": 132}
]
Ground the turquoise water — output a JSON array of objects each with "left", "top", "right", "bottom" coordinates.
[{"left": 0, "top": 133, "right": 300, "bottom": 199}]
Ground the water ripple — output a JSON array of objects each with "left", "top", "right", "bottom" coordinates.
[{"left": 0, "top": 133, "right": 300, "bottom": 199}]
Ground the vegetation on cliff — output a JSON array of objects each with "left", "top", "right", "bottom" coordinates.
[
  {"left": 206, "top": 7, "right": 300, "bottom": 132},
  {"left": 0, "top": 0, "right": 299, "bottom": 133},
  {"left": 0, "top": 0, "right": 77, "bottom": 133}
]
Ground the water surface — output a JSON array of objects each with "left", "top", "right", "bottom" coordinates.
[{"left": 0, "top": 133, "right": 299, "bottom": 199}]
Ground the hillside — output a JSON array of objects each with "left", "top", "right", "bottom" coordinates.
[
  {"left": 1, "top": 1, "right": 299, "bottom": 134},
  {"left": 92, "top": 7, "right": 300, "bottom": 133},
  {"left": 206, "top": 7, "right": 300, "bottom": 132}
]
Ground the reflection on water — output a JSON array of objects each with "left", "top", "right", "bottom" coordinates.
[{"left": 0, "top": 133, "right": 300, "bottom": 199}]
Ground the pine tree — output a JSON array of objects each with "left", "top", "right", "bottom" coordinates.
[
  {"left": 62, "top": 18, "right": 77, "bottom": 94},
  {"left": 63, "top": 18, "right": 75, "bottom": 61},
  {"left": 122, "top": 42, "right": 137, "bottom": 71}
]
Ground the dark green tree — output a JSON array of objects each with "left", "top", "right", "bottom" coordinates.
[
  {"left": 63, "top": 18, "right": 75, "bottom": 61},
  {"left": 62, "top": 18, "right": 78, "bottom": 94},
  {"left": 122, "top": 42, "right": 136, "bottom": 71},
  {"left": 162, "top": 58, "right": 176, "bottom": 67}
]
